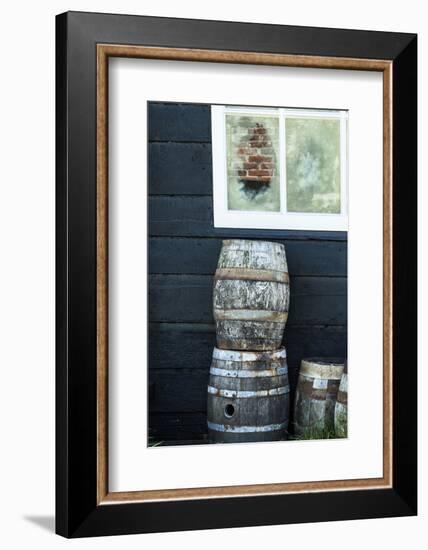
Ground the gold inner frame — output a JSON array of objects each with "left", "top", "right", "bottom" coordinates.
[{"left": 96, "top": 44, "right": 393, "bottom": 505}]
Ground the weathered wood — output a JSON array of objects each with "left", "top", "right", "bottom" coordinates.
[
  {"left": 213, "top": 240, "right": 289, "bottom": 350},
  {"left": 207, "top": 347, "right": 290, "bottom": 443},
  {"left": 148, "top": 325, "right": 347, "bottom": 439},
  {"left": 149, "top": 237, "right": 347, "bottom": 276},
  {"left": 148, "top": 102, "right": 211, "bottom": 142},
  {"left": 334, "top": 371, "right": 348, "bottom": 437},
  {"left": 149, "top": 323, "right": 347, "bottom": 373},
  {"left": 149, "top": 274, "right": 347, "bottom": 326},
  {"left": 284, "top": 328, "right": 347, "bottom": 391},
  {"left": 149, "top": 196, "right": 347, "bottom": 241},
  {"left": 293, "top": 357, "right": 345, "bottom": 436},
  {"left": 149, "top": 143, "right": 212, "bottom": 195}
]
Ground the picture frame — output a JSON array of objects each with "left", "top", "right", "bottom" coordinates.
[{"left": 56, "top": 11, "right": 417, "bottom": 538}]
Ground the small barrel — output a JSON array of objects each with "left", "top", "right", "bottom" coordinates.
[
  {"left": 213, "top": 239, "right": 289, "bottom": 351},
  {"left": 293, "top": 357, "right": 345, "bottom": 437},
  {"left": 207, "top": 347, "right": 290, "bottom": 443},
  {"left": 334, "top": 363, "right": 348, "bottom": 438}
]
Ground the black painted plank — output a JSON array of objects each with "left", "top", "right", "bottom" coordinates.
[
  {"left": 149, "top": 368, "right": 210, "bottom": 412},
  {"left": 148, "top": 323, "right": 346, "bottom": 437},
  {"left": 149, "top": 196, "right": 347, "bottom": 240},
  {"left": 149, "top": 368, "right": 298, "bottom": 417},
  {"left": 149, "top": 323, "right": 347, "bottom": 369},
  {"left": 148, "top": 103, "right": 211, "bottom": 142},
  {"left": 149, "top": 323, "right": 216, "bottom": 370},
  {"left": 149, "top": 143, "right": 212, "bottom": 195},
  {"left": 149, "top": 195, "right": 213, "bottom": 236},
  {"left": 149, "top": 237, "right": 347, "bottom": 276},
  {"left": 149, "top": 237, "right": 221, "bottom": 275},
  {"left": 149, "top": 274, "right": 347, "bottom": 325},
  {"left": 284, "top": 325, "right": 347, "bottom": 364},
  {"left": 148, "top": 324, "right": 347, "bottom": 434},
  {"left": 149, "top": 274, "right": 213, "bottom": 324},
  {"left": 149, "top": 412, "right": 208, "bottom": 441}
]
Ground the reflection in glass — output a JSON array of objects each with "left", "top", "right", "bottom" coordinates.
[{"left": 286, "top": 117, "right": 341, "bottom": 214}]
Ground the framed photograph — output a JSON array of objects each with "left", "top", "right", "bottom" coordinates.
[{"left": 56, "top": 11, "right": 417, "bottom": 537}]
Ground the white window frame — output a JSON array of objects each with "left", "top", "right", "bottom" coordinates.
[{"left": 211, "top": 105, "right": 348, "bottom": 231}]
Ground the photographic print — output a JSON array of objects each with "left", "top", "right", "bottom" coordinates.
[{"left": 148, "top": 101, "right": 348, "bottom": 447}]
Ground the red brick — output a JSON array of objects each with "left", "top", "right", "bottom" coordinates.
[
  {"left": 243, "top": 175, "right": 272, "bottom": 182},
  {"left": 248, "top": 169, "right": 272, "bottom": 177},
  {"left": 248, "top": 155, "right": 265, "bottom": 163},
  {"left": 237, "top": 147, "right": 252, "bottom": 155}
]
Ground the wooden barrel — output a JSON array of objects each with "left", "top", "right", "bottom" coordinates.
[
  {"left": 213, "top": 239, "right": 289, "bottom": 351},
  {"left": 207, "top": 347, "right": 290, "bottom": 443},
  {"left": 293, "top": 357, "right": 345, "bottom": 437},
  {"left": 334, "top": 363, "right": 348, "bottom": 438}
]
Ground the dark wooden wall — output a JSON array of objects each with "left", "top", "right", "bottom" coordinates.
[{"left": 148, "top": 102, "right": 347, "bottom": 443}]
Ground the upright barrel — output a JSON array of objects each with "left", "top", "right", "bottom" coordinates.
[
  {"left": 207, "top": 347, "right": 290, "bottom": 443},
  {"left": 213, "top": 239, "right": 289, "bottom": 351},
  {"left": 293, "top": 357, "right": 345, "bottom": 437},
  {"left": 334, "top": 363, "right": 348, "bottom": 437}
]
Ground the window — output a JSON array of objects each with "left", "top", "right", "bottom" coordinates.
[{"left": 211, "top": 105, "right": 348, "bottom": 231}]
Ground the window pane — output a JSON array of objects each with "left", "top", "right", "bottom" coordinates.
[
  {"left": 226, "top": 113, "right": 280, "bottom": 212},
  {"left": 285, "top": 117, "right": 342, "bottom": 214}
]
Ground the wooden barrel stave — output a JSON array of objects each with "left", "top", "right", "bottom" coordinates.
[
  {"left": 217, "top": 239, "right": 288, "bottom": 272},
  {"left": 213, "top": 240, "right": 289, "bottom": 351},
  {"left": 214, "top": 320, "right": 286, "bottom": 351},
  {"left": 207, "top": 347, "right": 290, "bottom": 443},
  {"left": 293, "top": 357, "right": 344, "bottom": 437}
]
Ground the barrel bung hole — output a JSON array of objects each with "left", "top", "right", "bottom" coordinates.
[{"left": 224, "top": 404, "right": 235, "bottom": 418}]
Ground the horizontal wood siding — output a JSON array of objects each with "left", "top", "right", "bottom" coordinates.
[
  {"left": 148, "top": 102, "right": 347, "bottom": 443},
  {"left": 149, "top": 196, "right": 347, "bottom": 240},
  {"left": 149, "top": 103, "right": 212, "bottom": 142},
  {"left": 149, "top": 143, "right": 212, "bottom": 195},
  {"left": 149, "top": 238, "right": 347, "bottom": 276},
  {"left": 149, "top": 274, "right": 346, "bottom": 325}
]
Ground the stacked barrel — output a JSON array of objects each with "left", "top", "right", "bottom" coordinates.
[{"left": 207, "top": 240, "right": 290, "bottom": 443}]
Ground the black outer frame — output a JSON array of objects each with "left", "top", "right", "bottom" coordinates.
[{"left": 56, "top": 11, "right": 417, "bottom": 538}]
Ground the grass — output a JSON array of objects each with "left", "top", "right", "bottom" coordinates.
[
  {"left": 148, "top": 439, "right": 164, "bottom": 447},
  {"left": 291, "top": 425, "right": 338, "bottom": 441},
  {"left": 148, "top": 430, "right": 164, "bottom": 447},
  {"left": 334, "top": 411, "right": 348, "bottom": 438}
]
